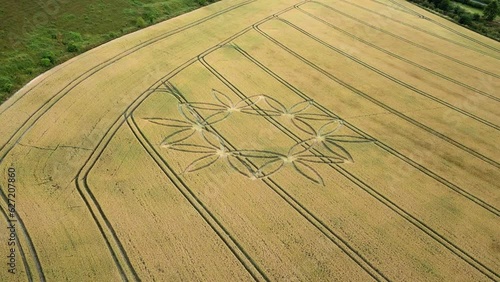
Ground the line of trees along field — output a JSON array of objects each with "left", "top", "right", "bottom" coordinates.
[{"left": 408, "top": 0, "right": 500, "bottom": 39}]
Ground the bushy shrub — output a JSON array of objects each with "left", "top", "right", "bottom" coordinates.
[
  {"left": 40, "top": 58, "right": 52, "bottom": 67},
  {"left": 0, "top": 76, "right": 14, "bottom": 93},
  {"left": 143, "top": 6, "right": 160, "bottom": 23},
  {"left": 484, "top": 0, "right": 499, "bottom": 21},
  {"left": 41, "top": 50, "right": 56, "bottom": 64},
  {"left": 67, "top": 42, "right": 80, "bottom": 52},
  {"left": 459, "top": 13, "right": 473, "bottom": 24},
  {"left": 66, "top": 31, "right": 82, "bottom": 43},
  {"left": 437, "top": 0, "right": 451, "bottom": 10}
]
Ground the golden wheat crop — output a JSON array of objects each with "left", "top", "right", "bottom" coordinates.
[{"left": 0, "top": 0, "right": 498, "bottom": 281}]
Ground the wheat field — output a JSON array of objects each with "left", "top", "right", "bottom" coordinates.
[{"left": 0, "top": 0, "right": 499, "bottom": 281}]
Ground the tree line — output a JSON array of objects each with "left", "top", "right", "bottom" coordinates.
[{"left": 407, "top": 0, "right": 499, "bottom": 40}]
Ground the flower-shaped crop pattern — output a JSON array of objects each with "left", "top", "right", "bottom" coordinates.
[
  {"left": 145, "top": 102, "right": 229, "bottom": 151},
  {"left": 239, "top": 138, "right": 354, "bottom": 185},
  {"left": 144, "top": 88, "right": 372, "bottom": 185},
  {"left": 299, "top": 120, "right": 374, "bottom": 163},
  {"left": 188, "top": 89, "right": 264, "bottom": 115},
  {"left": 181, "top": 131, "right": 254, "bottom": 177}
]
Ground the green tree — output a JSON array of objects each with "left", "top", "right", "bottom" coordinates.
[
  {"left": 484, "top": 0, "right": 499, "bottom": 21},
  {"left": 459, "top": 12, "right": 473, "bottom": 25},
  {"left": 430, "top": 0, "right": 451, "bottom": 10},
  {"left": 437, "top": 0, "right": 451, "bottom": 11}
]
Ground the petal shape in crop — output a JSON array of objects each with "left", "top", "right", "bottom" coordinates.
[
  {"left": 188, "top": 102, "right": 227, "bottom": 111},
  {"left": 292, "top": 117, "right": 317, "bottom": 136},
  {"left": 227, "top": 155, "right": 254, "bottom": 178},
  {"left": 184, "top": 154, "right": 220, "bottom": 173},
  {"left": 255, "top": 158, "right": 284, "bottom": 178},
  {"left": 288, "top": 140, "right": 314, "bottom": 156},
  {"left": 178, "top": 103, "right": 204, "bottom": 125},
  {"left": 145, "top": 118, "right": 190, "bottom": 128},
  {"left": 323, "top": 140, "right": 353, "bottom": 163},
  {"left": 212, "top": 89, "right": 234, "bottom": 108},
  {"left": 205, "top": 110, "right": 230, "bottom": 125},
  {"left": 166, "top": 144, "right": 216, "bottom": 153},
  {"left": 234, "top": 95, "right": 263, "bottom": 110},
  {"left": 318, "top": 120, "right": 343, "bottom": 136},
  {"left": 288, "top": 100, "right": 313, "bottom": 114},
  {"left": 202, "top": 131, "right": 224, "bottom": 150},
  {"left": 260, "top": 95, "right": 286, "bottom": 114},
  {"left": 160, "top": 128, "right": 196, "bottom": 148},
  {"left": 293, "top": 160, "right": 324, "bottom": 185},
  {"left": 235, "top": 149, "right": 283, "bottom": 159},
  {"left": 294, "top": 113, "right": 334, "bottom": 121}
]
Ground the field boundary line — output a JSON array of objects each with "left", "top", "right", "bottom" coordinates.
[
  {"left": 199, "top": 55, "right": 390, "bottom": 282},
  {"left": 127, "top": 114, "right": 269, "bottom": 281},
  {"left": 299, "top": 2, "right": 500, "bottom": 99},
  {"left": 252, "top": 24, "right": 500, "bottom": 214},
  {"left": 329, "top": 0, "right": 500, "bottom": 60},
  {"left": 0, "top": 204, "right": 34, "bottom": 281},
  {"left": 0, "top": 0, "right": 256, "bottom": 117},
  {"left": 0, "top": 186, "right": 45, "bottom": 281},
  {"left": 73, "top": 8, "right": 306, "bottom": 280},
  {"left": 257, "top": 20, "right": 500, "bottom": 169},
  {"left": 307, "top": 1, "right": 500, "bottom": 78},
  {"left": 295, "top": 5, "right": 500, "bottom": 119},
  {"left": 0, "top": 0, "right": 257, "bottom": 161},
  {"left": 0, "top": 5, "right": 260, "bottom": 277},
  {"left": 233, "top": 44, "right": 500, "bottom": 216},
  {"left": 370, "top": 0, "right": 500, "bottom": 53},
  {"left": 75, "top": 114, "right": 141, "bottom": 281},
  {"left": 0, "top": 57, "right": 80, "bottom": 115},
  {"left": 230, "top": 44, "right": 500, "bottom": 280}
]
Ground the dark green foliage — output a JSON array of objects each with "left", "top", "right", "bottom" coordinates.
[
  {"left": 8, "top": 54, "right": 35, "bottom": 74},
  {"left": 484, "top": 0, "right": 500, "bottom": 20},
  {"left": 407, "top": 0, "right": 499, "bottom": 40},
  {"left": 64, "top": 31, "right": 83, "bottom": 44},
  {"left": 136, "top": 16, "right": 147, "bottom": 28},
  {"left": 437, "top": 0, "right": 451, "bottom": 10},
  {"left": 0, "top": 0, "right": 222, "bottom": 103},
  {"left": 143, "top": 6, "right": 161, "bottom": 23},
  {"left": 0, "top": 76, "right": 13, "bottom": 93},
  {"left": 66, "top": 42, "right": 80, "bottom": 53},
  {"left": 40, "top": 58, "right": 52, "bottom": 67},
  {"left": 459, "top": 12, "right": 473, "bottom": 24},
  {"left": 41, "top": 50, "right": 56, "bottom": 64}
]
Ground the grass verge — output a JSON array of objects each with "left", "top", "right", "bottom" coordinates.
[{"left": 0, "top": 0, "right": 219, "bottom": 103}]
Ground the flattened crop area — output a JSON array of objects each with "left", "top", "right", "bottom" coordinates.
[{"left": 0, "top": 0, "right": 499, "bottom": 281}]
